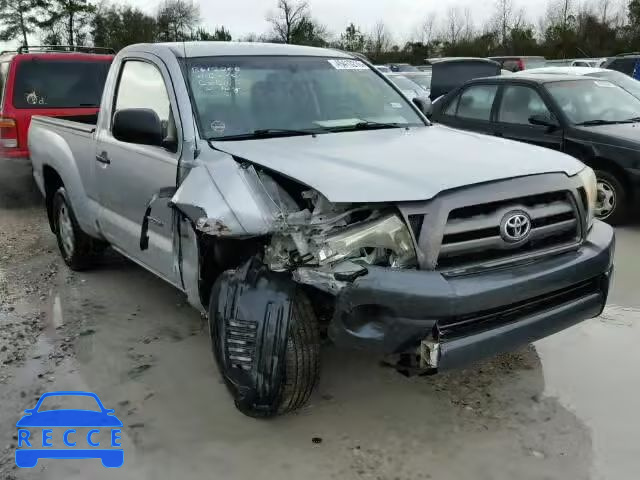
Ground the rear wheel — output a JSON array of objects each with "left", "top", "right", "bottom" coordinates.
[
  {"left": 53, "top": 187, "right": 105, "bottom": 271},
  {"left": 594, "top": 170, "right": 628, "bottom": 225}
]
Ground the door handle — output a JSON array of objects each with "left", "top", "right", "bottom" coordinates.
[{"left": 95, "top": 151, "right": 111, "bottom": 165}]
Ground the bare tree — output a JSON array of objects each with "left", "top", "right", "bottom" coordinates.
[
  {"left": 494, "top": 0, "right": 514, "bottom": 45},
  {"left": 416, "top": 11, "right": 437, "bottom": 44},
  {"left": 268, "top": 0, "right": 309, "bottom": 43},
  {"left": 443, "top": 6, "right": 464, "bottom": 44},
  {"left": 367, "top": 21, "right": 392, "bottom": 55}
]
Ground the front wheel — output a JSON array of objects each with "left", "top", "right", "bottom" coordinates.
[
  {"left": 209, "top": 272, "right": 321, "bottom": 418},
  {"left": 594, "top": 170, "right": 628, "bottom": 225},
  {"left": 53, "top": 187, "right": 104, "bottom": 271}
]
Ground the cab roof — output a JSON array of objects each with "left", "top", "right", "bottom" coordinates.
[{"left": 124, "top": 41, "right": 355, "bottom": 59}]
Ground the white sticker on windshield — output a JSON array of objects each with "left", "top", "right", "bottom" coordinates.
[
  {"left": 328, "top": 59, "right": 368, "bottom": 70},
  {"left": 594, "top": 80, "right": 615, "bottom": 88}
]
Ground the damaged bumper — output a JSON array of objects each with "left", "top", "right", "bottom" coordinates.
[{"left": 329, "top": 220, "right": 615, "bottom": 371}]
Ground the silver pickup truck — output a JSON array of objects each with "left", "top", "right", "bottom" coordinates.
[{"left": 29, "top": 42, "right": 615, "bottom": 418}]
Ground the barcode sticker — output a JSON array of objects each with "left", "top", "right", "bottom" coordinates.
[{"left": 328, "top": 59, "right": 369, "bottom": 70}]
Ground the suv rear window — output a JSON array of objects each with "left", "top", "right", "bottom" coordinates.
[{"left": 12, "top": 59, "right": 111, "bottom": 109}]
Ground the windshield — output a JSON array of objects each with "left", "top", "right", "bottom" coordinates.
[
  {"left": 546, "top": 79, "right": 640, "bottom": 124},
  {"left": 185, "top": 56, "right": 424, "bottom": 140},
  {"left": 387, "top": 75, "right": 421, "bottom": 92},
  {"left": 590, "top": 70, "right": 640, "bottom": 99},
  {"left": 13, "top": 59, "right": 111, "bottom": 109}
]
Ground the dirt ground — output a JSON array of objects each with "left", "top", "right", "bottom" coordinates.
[{"left": 1, "top": 159, "right": 639, "bottom": 480}]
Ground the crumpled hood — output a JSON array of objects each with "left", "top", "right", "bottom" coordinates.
[{"left": 212, "top": 125, "right": 584, "bottom": 203}]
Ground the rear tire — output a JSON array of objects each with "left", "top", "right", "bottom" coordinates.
[
  {"left": 209, "top": 280, "right": 320, "bottom": 418},
  {"left": 53, "top": 187, "right": 104, "bottom": 271},
  {"left": 594, "top": 170, "right": 628, "bottom": 225}
]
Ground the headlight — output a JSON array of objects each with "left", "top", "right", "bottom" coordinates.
[
  {"left": 316, "top": 214, "right": 417, "bottom": 268},
  {"left": 577, "top": 167, "right": 597, "bottom": 228}
]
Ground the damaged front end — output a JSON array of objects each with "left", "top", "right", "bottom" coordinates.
[{"left": 263, "top": 189, "right": 418, "bottom": 294}]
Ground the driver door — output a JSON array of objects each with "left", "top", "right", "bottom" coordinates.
[{"left": 95, "top": 57, "right": 182, "bottom": 285}]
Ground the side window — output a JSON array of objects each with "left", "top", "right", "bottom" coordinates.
[
  {"left": 443, "top": 96, "right": 459, "bottom": 116},
  {"left": 455, "top": 85, "right": 498, "bottom": 121},
  {"left": 609, "top": 58, "right": 637, "bottom": 76},
  {"left": 498, "top": 85, "right": 551, "bottom": 125},
  {"left": 114, "top": 60, "right": 173, "bottom": 135}
]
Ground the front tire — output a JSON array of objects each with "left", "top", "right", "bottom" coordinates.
[
  {"left": 594, "top": 170, "right": 628, "bottom": 225},
  {"left": 209, "top": 278, "right": 320, "bottom": 418},
  {"left": 53, "top": 187, "right": 104, "bottom": 271}
]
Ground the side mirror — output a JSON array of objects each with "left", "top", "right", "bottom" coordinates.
[
  {"left": 413, "top": 97, "right": 433, "bottom": 118},
  {"left": 113, "top": 108, "right": 164, "bottom": 147},
  {"left": 529, "top": 114, "right": 560, "bottom": 130}
]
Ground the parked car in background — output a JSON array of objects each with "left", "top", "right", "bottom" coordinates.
[
  {"left": 571, "top": 58, "right": 607, "bottom": 67},
  {"left": 429, "top": 58, "right": 501, "bottom": 101},
  {"left": 398, "top": 71, "right": 432, "bottom": 92},
  {"left": 388, "top": 63, "right": 419, "bottom": 72},
  {"left": 489, "top": 56, "right": 547, "bottom": 72},
  {"left": 518, "top": 66, "right": 640, "bottom": 99},
  {"left": 29, "top": 42, "right": 613, "bottom": 418},
  {"left": 432, "top": 73, "right": 640, "bottom": 223},
  {"left": 0, "top": 46, "right": 113, "bottom": 160},
  {"left": 602, "top": 53, "right": 640, "bottom": 78},
  {"left": 415, "top": 65, "right": 432, "bottom": 72},
  {"left": 385, "top": 73, "right": 429, "bottom": 100},
  {"left": 374, "top": 65, "right": 391, "bottom": 73}
]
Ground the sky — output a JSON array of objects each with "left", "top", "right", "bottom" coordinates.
[
  {"left": 137, "top": 0, "right": 552, "bottom": 42},
  {"left": 1, "top": 0, "right": 554, "bottom": 50}
]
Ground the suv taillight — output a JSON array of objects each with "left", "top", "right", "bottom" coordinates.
[
  {"left": 0, "top": 117, "right": 18, "bottom": 148},
  {"left": 517, "top": 59, "right": 526, "bottom": 71}
]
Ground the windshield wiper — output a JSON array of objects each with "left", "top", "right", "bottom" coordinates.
[
  {"left": 576, "top": 119, "right": 636, "bottom": 126},
  {"left": 322, "top": 120, "right": 410, "bottom": 132},
  {"left": 622, "top": 116, "right": 640, "bottom": 123},
  {"left": 210, "top": 128, "right": 320, "bottom": 141}
]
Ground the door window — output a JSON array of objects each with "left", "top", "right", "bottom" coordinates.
[
  {"left": 497, "top": 85, "right": 551, "bottom": 125},
  {"left": 608, "top": 58, "right": 638, "bottom": 76},
  {"left": 114, "top": 60, "right": 175, "bottom": 142},
  {"left": 454, "top": 84, "right": 498, "bottom": 121}
]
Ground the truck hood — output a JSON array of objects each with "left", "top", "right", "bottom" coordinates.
[{"left": 212, "top": 125, "right": 584, "bottom": 203}]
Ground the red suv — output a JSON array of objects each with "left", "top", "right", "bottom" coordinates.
[{"left": 0, "top": 46, "right": 113, "bottom": 160}]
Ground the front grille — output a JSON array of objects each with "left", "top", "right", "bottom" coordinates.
[
  {"left": 439, "top": 276, "right": 602, "bottom": 339},
  {"left": 225, "top": 319, "right": 257, "bottom": 370},
  {"left": 437, "top": 191, "right": 580, "bottom": 270}
]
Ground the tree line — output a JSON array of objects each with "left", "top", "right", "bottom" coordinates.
[{"left": 2, "top": 0, "right": 640, "bottom": 63}]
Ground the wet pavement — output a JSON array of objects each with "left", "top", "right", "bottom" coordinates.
[{"left": 0, "top": 160, "right": 639, "bottom": 479}]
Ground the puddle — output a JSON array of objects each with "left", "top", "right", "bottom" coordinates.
[{"left": 536, "top": 304, "right": 640, "bottom": 480}]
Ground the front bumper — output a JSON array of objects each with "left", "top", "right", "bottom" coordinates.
[{"left": 329, "top": 220, "right": 615, "bottom": 371}]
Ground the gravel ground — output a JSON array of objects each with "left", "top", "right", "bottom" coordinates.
[{"left": 1, "top": 159, "right": 639, "bottom": 480}]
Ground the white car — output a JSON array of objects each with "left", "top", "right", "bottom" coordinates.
[{"left": 516, "top": 66, "right": 640, "bottom": 99}]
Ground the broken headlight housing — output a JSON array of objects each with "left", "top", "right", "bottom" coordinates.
[
  {"left": 577, "top": 167, "right": 597, "bottom": 229},
  {"left": 316, "top": 213, "right": 417, "bottom": 268}
]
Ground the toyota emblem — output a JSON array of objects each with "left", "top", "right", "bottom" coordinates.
[{"left": 500, "top": 211, "right": 532, "bottom": 243}]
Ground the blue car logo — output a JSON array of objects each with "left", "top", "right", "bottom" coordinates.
[{"left": 16, "top": 391, "right": 123, "bottom": 468}]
